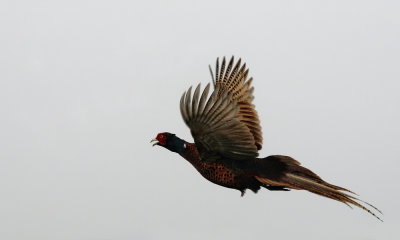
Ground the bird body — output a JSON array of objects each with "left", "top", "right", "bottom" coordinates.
[
  {"left": 178, "top": 140, "right": 260, "bottom": 194},
  {"left": 151, "top": 57, "right": 382, "bottom": 221}
]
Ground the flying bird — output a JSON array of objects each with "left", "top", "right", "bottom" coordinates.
[{"left": 151, "top": 57, "right": 382, "bottom": 221}]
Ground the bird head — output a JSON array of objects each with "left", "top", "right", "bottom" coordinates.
[
  {"left": 151, "top": 132, "right": 169, "bottom": 147},
  {"left": 151, "top": 132, "right": 185, "bottom": 154}
]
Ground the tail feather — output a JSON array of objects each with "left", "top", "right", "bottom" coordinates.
[{"left": 255, "top": 155, "right": 382, "bottom": 221}]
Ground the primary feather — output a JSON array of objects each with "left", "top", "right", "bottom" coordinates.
[
  {"left": 180, "top": 83, "right": 258, "bottom": 162},
  {"left": 210, "top": 57, "right": 263, "bottom": 150}
]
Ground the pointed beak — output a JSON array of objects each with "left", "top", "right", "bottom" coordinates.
[{"left": 150, "top": 138, "right": 159, "bottom": 147}]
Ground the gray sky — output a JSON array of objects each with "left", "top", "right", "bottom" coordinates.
[{"left": 1, "top": 0, "right": 399, "bottom": 239}]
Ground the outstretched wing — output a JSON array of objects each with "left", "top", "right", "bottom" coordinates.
[
  {"left": 180, "top": 83, "right": 258, "bottom": 163},
  {"left": 209, "top": 56, "right": 263, "bottom": 150}
]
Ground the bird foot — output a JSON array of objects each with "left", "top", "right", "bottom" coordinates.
[{"left": 241, "top": 190, "right": 246, "bottom": 197}]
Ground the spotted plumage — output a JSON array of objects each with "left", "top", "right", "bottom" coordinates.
[
  {"left": 151, "top": 57, "right": 382, "bottom": 221},
  {"left": 180, "top": 141, "right": 260, "bottom": 195}
]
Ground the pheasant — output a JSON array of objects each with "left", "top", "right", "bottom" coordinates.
[{"left": 151, "top": 57, "right": 382, "bottom": 221}]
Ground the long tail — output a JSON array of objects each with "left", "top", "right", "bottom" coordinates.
[{"left": 254, "top": 155, "right": 383, "bottom": 221}]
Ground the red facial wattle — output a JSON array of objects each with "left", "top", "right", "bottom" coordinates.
[{"left": 156, "top": 133, "right": 167, "bottom": 146}]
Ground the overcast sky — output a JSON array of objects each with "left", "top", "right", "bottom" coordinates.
[{"left": 1, "top": 1, "right": 399, "bottom": 239}]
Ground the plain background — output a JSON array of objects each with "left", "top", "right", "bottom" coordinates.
[{"left": 1, "top": 1, "right": 399, "bottom": 239}]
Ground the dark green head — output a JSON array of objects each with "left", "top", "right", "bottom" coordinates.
[{"left": 151, "top": 132, "right": 186, "bottom": 154}]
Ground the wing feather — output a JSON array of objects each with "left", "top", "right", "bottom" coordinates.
[
  {"left": 212, "top": 57, "right": 263, "bottom": 150},
  {"left": 185, "top": 86, "right": 192, "bottom": 119},
  {"left": 180, "top": 84, "right": 258, "bottom": 162},
  {"left": 192, "top": 84, "right": 201, "bottom": 116},
  {"left": 197, "top": 83, "right": 210, "bottom": 116}
]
